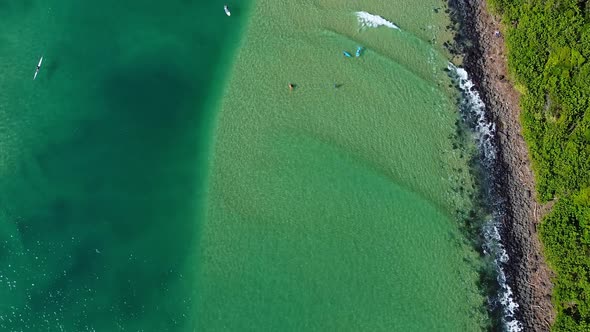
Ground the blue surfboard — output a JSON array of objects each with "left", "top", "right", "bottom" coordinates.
[{"left": 343, "top": 51, "right": 352, "bottom": 58}]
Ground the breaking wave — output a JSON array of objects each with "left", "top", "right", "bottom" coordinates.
[
  {"left": 448, "top": 63, "right": 523, "bottom": 332},
  {"left": 355, "top": 11, "right": 400, "bottom": 30}
]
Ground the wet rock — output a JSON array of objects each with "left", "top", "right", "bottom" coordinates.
[{"left": 447, "top": 0, "right": 555, "bottom": 330}]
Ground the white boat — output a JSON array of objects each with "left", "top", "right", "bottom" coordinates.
[
  {"left": 33, "top": 56, "right": 43, "bottom": 80},
  {"left": 224, "top": 5, "right": 231, "bottom": 16}
]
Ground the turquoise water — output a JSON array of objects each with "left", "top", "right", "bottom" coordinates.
[
  {"left": 2, "top": 0, "right": 492, "bottom": 331},
  {"left": 197, "top": 0, "right": 489, "bottom": 331},
  {"left": 0, "top": 0, "right": 250, "bottom": 330}
]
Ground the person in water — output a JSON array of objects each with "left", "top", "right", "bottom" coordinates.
[{"left": 288, "top": 83, "right": 294, "bottom": 90}]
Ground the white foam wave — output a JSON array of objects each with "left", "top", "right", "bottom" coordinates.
[
  {"left": 483, "top": 223, "right": 522, "bottom": 332},
  {"left": 355, "top": 11, "right": 400, "bottom": 30},
  {"left": 448, "top": 63, "right": 523, "bottom": 332},
  {"left": 448, "top": 64, "right": 496, "bottom": 162}
]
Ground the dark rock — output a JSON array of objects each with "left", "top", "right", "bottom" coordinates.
[{"left": 447, "top": 0, "right": 555, "bottom": 330}]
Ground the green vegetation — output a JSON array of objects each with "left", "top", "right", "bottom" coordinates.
[
  {"left": 487, "top": 0, "right": 590, "bottom": 330},
  {"left": 540, "top": 189, "right": 590, "bottom": 331}
]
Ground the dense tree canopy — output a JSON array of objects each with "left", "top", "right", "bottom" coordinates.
[{"left": 487, "top": 0, "right": 590, "bottom": 330}]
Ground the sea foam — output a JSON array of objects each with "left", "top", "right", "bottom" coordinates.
[
  {"left": 448, "top": 63, "right": 523, "bottom": 332},
  {"left": 355, "top": 11, "right": 400, "bottom": 30},
  {"left": 452, "top": 65, "right": 496, "bottom": 163}
]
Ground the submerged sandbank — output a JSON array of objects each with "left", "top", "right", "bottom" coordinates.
[{"left": 197, "top": 0, "right": 491, "bottom": 330}]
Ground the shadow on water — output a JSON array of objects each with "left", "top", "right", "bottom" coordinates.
[
  {"left": 42, "top": 59, "right": 59, "bottom": 82},
  {"left": 0, "top": 0, "right": 253, "bottom": 330}
]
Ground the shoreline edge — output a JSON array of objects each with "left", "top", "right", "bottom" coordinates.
[{"left": 448, "top": 0, "right": 556, "bottom": 330}]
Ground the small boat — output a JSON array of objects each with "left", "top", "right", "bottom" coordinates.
[
  {"left": 33, "top": 56, "right": 43, "bottom": 80},
  {"left": 224, "top": 5, "right": 231, "bottom": 16},
  {"left": 355, "top": 46, "right": 363, "bottom": 57},
  {"left": 343, "top": 51, "right": 352, "bottom": 58}
]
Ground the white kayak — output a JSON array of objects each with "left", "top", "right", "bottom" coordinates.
[
  {"left": 33, "top": 56, "right": 43, "bottom": 80},
  {"left": 224, "top": 5, "right": 231, "bottom": 16}
]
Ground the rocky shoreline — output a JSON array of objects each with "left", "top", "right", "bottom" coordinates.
[{"left": 447, "top": 0, "right": 556, "bottom": 330}]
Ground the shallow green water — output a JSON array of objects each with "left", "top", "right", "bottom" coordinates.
[
  {"left": 198, "top": 0, "right": 488, "bottom": 331},
  {"left": 0, "top": 0, "right": 250, "bottom": 330},
  {"left": 2, "top": 0, "right": 490, "bottom": 330}
]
